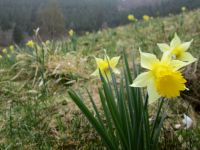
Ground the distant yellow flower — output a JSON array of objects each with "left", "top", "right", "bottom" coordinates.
[
  {"left": 69, "top": 29, "right": 74, "bottom": 37},
  {"left": 181, "top": 6, "right": 186, "bottom": 12},
  {"left": 130, "top": 50, "right": 189, "bottom": 103},
  {"left": 91, "top": 54, "right": 120, "bottom": 79},
  {"left": 9, "top": 45, "right": 14, "bottom": 50},
  {"left": 2, "top": 48, "right": 7, "bottom": 54},
  {"left": 0, "top": 55, "right": 2, "bottom": 59},
  {"left": 26, "top": 40, "right": 34, "bottom": 48},
  {"left": 157, "top": 33, "right": 196, "bottom": 63},
  {"left": 143, "top": 15, "right": 150, "bottom": 21},
  {"left": 128, "top": 14, "right": 135, "bottom": 21},
  {"left": 45, "top": 40, "right": 50, "bottom": 45},
  {"left": 9, "top": 45, "right": 14, "bottom": 53}
]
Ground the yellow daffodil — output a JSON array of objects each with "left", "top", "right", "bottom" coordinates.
[
  {"left": 130, "top": 50, "right": 189, "bottom": 103},
  {"left": 9, "top": 45, "right": 14, "bottom": 50},
  {"left": 157, "top": 33, "right": 196, "bottom": 63},
  {"left": 2, "top": 48, "right": 7, "bottom": 54},
  {"left": 128, "top": 14, "right": 135, "bottom": 21},
  {"left": 143, "top": 15, "right": 150, "bottom": 21},
  {"left": 181, "top": 6, "right": 186, "bottom": 12},
  {"left": 9, "top": 45, "right": 14, "bottom": 53},
  {"left": 69, "top": 29, "right": 74, "bottom": 37},
  {"left": 26, "top": 40, "right": 34, "bottom": 48},
  {"left": 45, "top": 40, "right": 50, "bottom": 45},
  {"left": 91, "top": 54, "right": 120, "bottom": 79}
]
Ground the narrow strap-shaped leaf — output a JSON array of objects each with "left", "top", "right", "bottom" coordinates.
[
  {"left": 99, "top": 88, "right": 120, "bottom": 148},
  {"left": 86, "top": 88, "right": 105, "bottom": 130},
  {"left": 68, "top": 89, "right": 116, "bottom": 150},
  {"left": 100, "top": 71, "right": 129, "bottom": 149},
  {"left": 150, "top": 98, "right": 165, "bottom": 143},
  {"left": 119, "top": 79, "right": 134, "bottom": 150}
]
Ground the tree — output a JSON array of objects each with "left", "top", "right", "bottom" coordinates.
[{"left": 36, "top": 0, "right": 65, "bottom": 38}]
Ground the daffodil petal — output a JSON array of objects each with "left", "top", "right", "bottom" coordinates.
[
  {"left": 170, "top": 33, "right": 181, "bottom": 47},
  {"left": 179, "top": 52, "right": 197, "bottom": 63},
  {"left": 110, "top": 56, "right": 120, "bottom": 68},
  {"left": 170, "top": 60, "right": 189, "bottom": 70},
  {"left": 140, "top": 51, "right": 159, "bottom": 69},
  {"left": 161, "top": 51, "right": 172, "bottom": 62},
  {"left": 130, "top": 72, "right": 153, "bottom": 87},
  {"left": 157, "top": 43, "right": 170, "bottom": 52},
  {"left": 180, "top": 40, "right": 193, "bottom": 51},
  {"left": 147, "top": 80, "right": 160, "bottom": 104}
]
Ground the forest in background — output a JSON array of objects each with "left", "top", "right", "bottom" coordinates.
[{"left": 0, "top": 0, "right": 200, "bottom": 46}]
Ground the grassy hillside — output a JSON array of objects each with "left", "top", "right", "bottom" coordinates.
[{"left": 0, "top": 9, "right": 200, "bottom": 149}]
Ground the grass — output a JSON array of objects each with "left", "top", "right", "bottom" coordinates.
[{"left": 0, "top": 9, "right": 200, "bottom": 149}]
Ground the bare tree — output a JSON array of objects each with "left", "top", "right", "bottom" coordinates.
[{"left": 36, "top": 0, "right": 65, "bottom": 38}]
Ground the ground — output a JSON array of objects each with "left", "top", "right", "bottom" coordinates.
[{"left": 0, "top": 9, "right": 200, "bottom": 149}]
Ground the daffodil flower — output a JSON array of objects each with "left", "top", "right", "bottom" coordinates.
[
  {"left": 130, "top": 50, "right": 189, "bottom": 103},
  {"left": 128, "top": 14, "right": 135, "bottom": 21},
  {"left": 143, "top": 15, "right": 150, "bottom": 21},
  {"left": 9, "top": 45, "right": 14, "bottom": 51},
  {"left": 45, "top": 40, "right": 50, "bottom": 45},
  {"left": 181, "top": 6, "right": 186, "bottom": 12},
  {"left": 26, "top": 40, "right": 34, "bottom": 48},
  {"left": 91, "top": 54, "right": 120, "bottom": 79},
  {"left": 2, "top": 48, "right": 7, "bottom": 54},
  {"left": 69, "top": 29, "right": 74, "bottom": 37},
  {"left": 157, "top": 33, "right": 196, "bottom": 63}
]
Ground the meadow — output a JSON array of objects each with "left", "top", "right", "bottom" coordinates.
[{"left": 0, "top": 9, "right": 200, "bottom": 150}]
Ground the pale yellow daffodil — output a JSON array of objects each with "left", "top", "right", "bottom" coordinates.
[
  {"left": 45, "top": 40, "right": 50, "bottom": 45},
  {"left": 26, "top": 40, "right": 34, "bottom": 48},
  {"left": 181, "top": 6, "right": 186, "bottom": 12},
  {"left": 130, "top": 50, "right": 189, "bottom": 103},
  {"left": 91, "top": 54, "right": 120, "bottom": 79},
  {"left": 128, "top": 14, "right": 135, "bottom": 21},
  {"left": 9, "top": 45, "right": 14, "bottom": 51},
  {"left": 2, "top": 48, "right": 7, "bottom": 54},
  {"left": 157, "top": 33, "right": 196, "bottom": 63},
  {"left": 143, "top": 15, "right": 150, "bottom": 21},
  {"left": 69, "top": 29, "right": 74, "bottom": 37}
]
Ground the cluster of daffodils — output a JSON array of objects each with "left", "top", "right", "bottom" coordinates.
[
  {"left": 131, "top": 33, "right": 196, "bottom": 103},
  {"left": 128, "top": 14, "right": 152, "bottom": 22},
  {"left": 92, "top": 33, "right": 196, "bottom": 104},
  {"left": 0, "top": 45, "right": 15, "bottom": 59}
]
